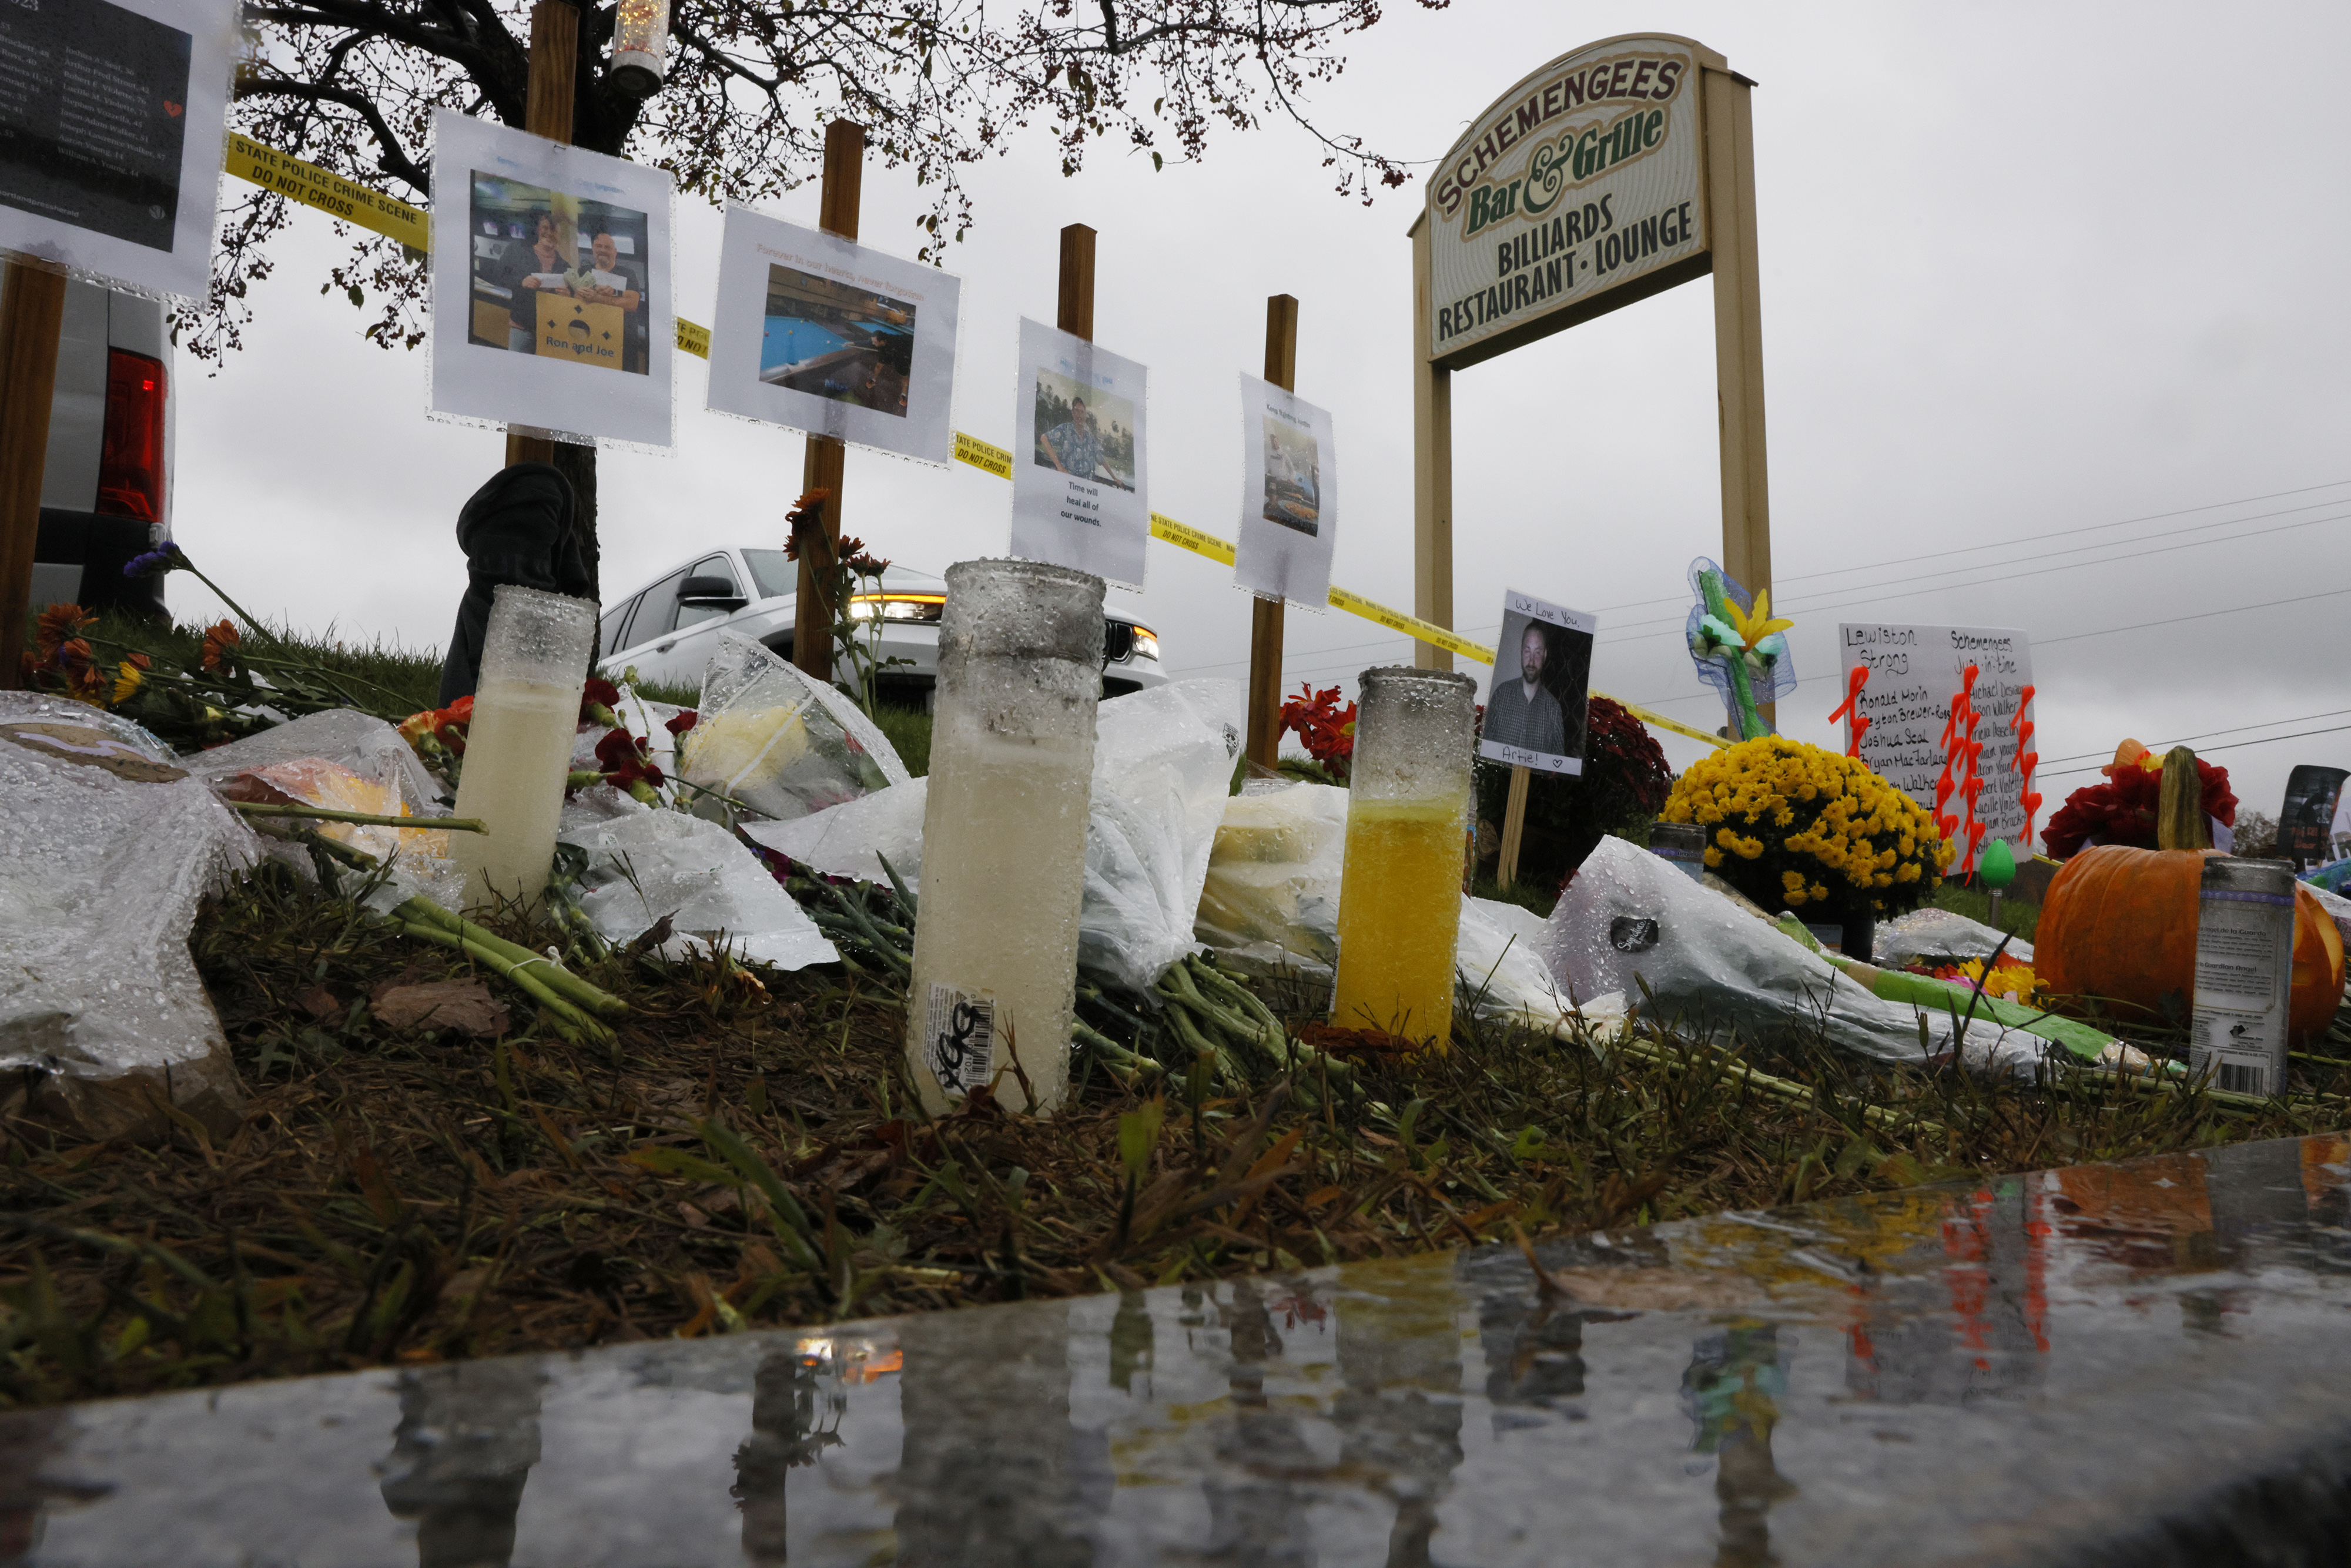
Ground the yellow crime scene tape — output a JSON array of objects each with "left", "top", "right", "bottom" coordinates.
[
  {"left": 224, "top": 135, "right": 433, "bottom": 253},
  {"left": 225, "top": 136, "right": 1724, "bottom": 750},
  {"left": 945, "top": 436, "right": 1726, "bottom": 749}
]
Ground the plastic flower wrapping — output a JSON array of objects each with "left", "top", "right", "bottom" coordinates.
[
  {"left": 1685, "top": 557, "right": 1795, "bottom": 741},
  {"left": 1659, "top": 736, "right": 1953, "bottom": 915}
]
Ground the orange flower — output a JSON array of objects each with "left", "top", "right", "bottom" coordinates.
[
  {"left": 200, "top": 619, "right": 240, "bottom": 671},
  {"left": 35, "top": 603, "right": 93, "bottom": 658}
]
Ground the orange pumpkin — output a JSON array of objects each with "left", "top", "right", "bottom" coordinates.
[{"left": 2037, "top": 843, "right": 2346, "bottom": 1042}]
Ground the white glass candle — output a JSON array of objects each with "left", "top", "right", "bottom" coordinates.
[
  {"left": 452, "top": 584, "right": 596, "bottom": 913},
  {"left": 907, "top": 559, "right": 1105, "bottom": 1115}
]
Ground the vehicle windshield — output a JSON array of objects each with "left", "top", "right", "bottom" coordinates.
[
  {"left": 742, "top": 549, "right": 796, "bottom": 599},
  {"left": 743, "top": 551, "right": 947, "bottom": 602}
]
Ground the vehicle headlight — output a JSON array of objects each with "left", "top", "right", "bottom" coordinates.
[
  {"left": 1131, "top": 628, "right": 1160, "bottom": 661},
  {"left": 848, "top": 594, "right": 946, "bottom": 624}
]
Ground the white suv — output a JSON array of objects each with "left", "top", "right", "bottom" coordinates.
[
  {"left": 14, "top": 267, "right": 175, "bottom": 619},
  {"left": 596, "top": 548, "right": 1168, "bottom": 703}
]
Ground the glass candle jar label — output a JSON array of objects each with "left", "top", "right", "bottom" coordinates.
[
  {"left": 922, "top": 984, "right": 999, "bottom": 1099},
  {"left": 2189, "top": 866, "right": 2296, "bottom": 1098}
]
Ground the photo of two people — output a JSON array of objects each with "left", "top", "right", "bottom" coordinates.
[
  {"left": 759, "top": 262, "right": 916, "bottom": 417},
  {"left": 1032, "top": 368, "right": 1137, "bottom": 492},
  {"left": 1482, "top": 608, "right": 1593, "bottom": 770},
  {"left": 465, "top": 173, "right": 652, "bottom": 375}
]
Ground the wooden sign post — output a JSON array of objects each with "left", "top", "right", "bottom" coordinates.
[
  {"left": 1496, "top": 763, "right": 1533, "bottom": 888},
  {"left": 1243, "top": 293, "right": 1301, "bottom": 768},
  {"left": 0, "top": 262, "right": 66, "bottom": 691},
  {"left": 504, "top": 0, "right": 578, "bottom": 473},
  {"left": 1410, "top": 36, "right": 1772, "bottom": 722},
  {"left": 789, "top": 118, "right": 867, "bottom": 685}
]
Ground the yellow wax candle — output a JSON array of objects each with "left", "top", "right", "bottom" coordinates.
[{"left": 1331, "top": 795, "right": 1466, "bottom": 1047}]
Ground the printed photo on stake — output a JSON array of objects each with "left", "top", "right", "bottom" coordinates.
[
  {"left": 1479, "top": 591, "right": 1595, "bottom": 776},
  {"left": 1231, "top": 373, "right": 1338, "bottom": 607},
  {"left": 465, "top": 173, "right": 652, "bottom": 374},
  {"left": 0, "top": 0, "right": 237, "bottom": 301},
  {"left": 704, "top": 207, "right": 962, "bottom": 463},
  {"left": 1261, "top": 416, "right": 1321, "bottom": 534},
  {"left": 1009, "top": 316, "right": 1148, "bottom": 588},
  {"left": 759, "top": 262, "right": 915, "bottom": 413},
  {"left": 430, "top": 109, "right": 672, "bottom": 447},
  {"left": 1032, "top": 368, "right": 1137, "bottom": 492}
]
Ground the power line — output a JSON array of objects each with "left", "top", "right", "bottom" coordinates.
[
  {"left": 1178, "top": 480, "right": 2351, "bottom": 676},
  {"left": 2039, "top": 722, "right": 2351, "bottom": 780},
  {"left": 1596, "top": 506, "right": 2351, "bottom": 644},
  {"left": 2036, "top": 706, "right": 2351, "bottom": 769},
  {"left": 2038, "top": 584, "right": 2351, "bottom": 646}
]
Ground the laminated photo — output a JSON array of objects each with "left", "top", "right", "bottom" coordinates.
[
  {"left": 1009, "top": 317, "right": 1148, "bottom": 588},
  {"left": 1479, "top": 589, "right": 1595, "bottom": 776},
  {"left": 0, "top": 0, "right": 237, "bottom": 301},
  {"left": 705, "top": 205, "right": 962, "bottom": 463},
  {"left": 430, "top": 109, "right": 672, "bottom": 447},
  {"left": 1233, "top": 373, "right": 1337, "bottom": 606}
]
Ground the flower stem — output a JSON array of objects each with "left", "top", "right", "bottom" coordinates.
[{"left": 227, "top": 802, "right": 486, "bottom": 833}]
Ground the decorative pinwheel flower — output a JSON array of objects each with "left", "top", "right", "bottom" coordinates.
[{"left": 1685, "top": 558, "right": 1795, "bottom": 741}]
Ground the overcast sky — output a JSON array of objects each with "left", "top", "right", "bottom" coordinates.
[{"left": 169, "top": 0, "right": 2351, "bottom": 838}]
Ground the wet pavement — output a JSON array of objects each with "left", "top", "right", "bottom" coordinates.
[{"left": 6, "top": 1131, "right": 2351, "bottom": 1566}]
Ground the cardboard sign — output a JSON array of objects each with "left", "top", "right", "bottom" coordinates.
[
  {"left": 537, "top": 294, "right": 625, "bottom": 369},
  {"left": 1840, "top": 622, "right": 2037, "bottom": 850},
  {"left": 1232, "top": 373, "right": 1338, "bottom": 608},
  {"left": 1479, "top": 589, "right": 1596, "bottom": 776},
  {"left": 1009, "top": 317, "right": 1148, "bottom": 589},
  {"left": 428, "top": 109, "right": 672, "bottom": 447},
  {"left": 0, "top": 0, "right": 237, "bottom": 301},
  {"left": 705, "top": 206, "right": 962, "bottom": 464},
  {"left": 1424, "top": 38, "right": 1706, "bottom": 368}
]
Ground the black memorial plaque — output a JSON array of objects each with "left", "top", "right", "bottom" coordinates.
[{"left": 0, "top": 0, "right": 191, "bottom": 252}]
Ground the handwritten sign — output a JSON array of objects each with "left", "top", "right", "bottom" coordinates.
[{"left": 1840, "top": 622, "right": 2037, "bottom": 849}]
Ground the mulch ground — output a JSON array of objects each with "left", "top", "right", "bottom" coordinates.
[{"left": 1, "top": 856, "right": 2342, "bottom": 1409}]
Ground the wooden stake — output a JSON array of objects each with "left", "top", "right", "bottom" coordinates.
[
  {"left": 791, "top": 118, "right": 866, "bottom": 685},
  {"left": 504, "top": 0, "right": 579, "bottom": 471},
  {"left": 1702, "top": 65, "right": 1773, "bottom": 726},
  {"left": 1057, "top": 224, "right": 1096, "bottom": 340},
  {"left": 1244, "top": 294, "right": 1300, "bottom": 768},
  {"left": 1496, "top": 765, "right": 1532, "bottom": 890},
  {"left": 1407, "top": 213, "right": 1454, "bottom": 672},
  {"left": 0, "top": 262, "right": 66, "bottom": 691}
]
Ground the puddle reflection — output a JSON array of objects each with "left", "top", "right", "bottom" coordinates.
[
  {"left": 376, "top": 1360, "right": 543, "bottom": 1568},
  {"left": 9, "top": 1134, "right": 2351, "bottom": 1567}
]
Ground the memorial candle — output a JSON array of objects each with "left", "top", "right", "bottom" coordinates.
[
  {"left": 1330, "top": 666, "right": 1477, "bottom": 1049},
  {"left": 906, "top": 559, "right": 1105, "bottom": 1115}
]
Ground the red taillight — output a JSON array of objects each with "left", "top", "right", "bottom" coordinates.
[{"left": 96, "top": 348, "right": 166, "bottom": 521}]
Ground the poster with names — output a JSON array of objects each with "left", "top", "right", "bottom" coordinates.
[
  {"left": 0, "top": 0, "right": 237, "bottom": 301},
  {"left": 1009, "top": 316, "right": 1148, "bottom": 589},
  {"left": 1840, "top": 622, "right": 2037, "bottom": 850}
]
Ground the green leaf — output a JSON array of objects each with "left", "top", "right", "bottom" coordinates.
[
  {"left": 1117, "top": 1099, "right": 1166, "bottom": 1182},
  {"left": 699, "top": 1118, "right": 822, "bottom": 1269},
  {"left": 625, "top": 1145, "right": 740, "bottom": 1185}
]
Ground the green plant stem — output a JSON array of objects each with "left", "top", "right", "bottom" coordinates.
[
  {"left": 229, "top": 802, "right": 487, "bottom": 833},
  {"left": 394, "top": 919, "right": 612, "bottom": 1046},
  {"left": 175, "top": 562, "right": 286, "bottom": 652},
  {"left": 396, "top": 897, "right": 627, "bottom": 1018}
]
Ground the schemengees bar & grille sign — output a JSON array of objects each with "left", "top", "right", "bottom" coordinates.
[{"left": 1426, "top": 38, "right": 1708, "bottom": 368}]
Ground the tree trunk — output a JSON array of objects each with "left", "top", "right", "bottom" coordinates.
[{"left": 550, "top": 438, "right": 599, "bottom": 605}]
